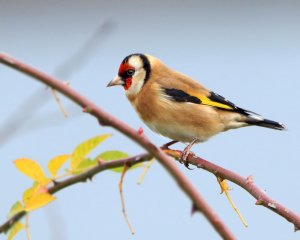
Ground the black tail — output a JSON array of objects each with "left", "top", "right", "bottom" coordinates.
[{"left": 246, "top": 115, "right": 286, "bottom": 131}]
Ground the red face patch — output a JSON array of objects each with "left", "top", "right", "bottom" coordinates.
[
  {"left": 118, "top": 62, "right": 135, "bottom": 90},
  {"left": 124, "top": 78, "right": 132, "bottom": 90},
  {"left": 118, "top": 62, "right": 130, "bottom": 76}
]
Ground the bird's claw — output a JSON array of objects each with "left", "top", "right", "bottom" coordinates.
[
  {"left": 180, "top": 150, "right": 195, "bottom": 169},
  {"left": 179, "top": 138, "right": 198, "bottom": 169}
]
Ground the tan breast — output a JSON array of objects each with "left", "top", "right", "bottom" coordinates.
[{"left": 128, "top": 81, "right": 225, "bottom": 142}]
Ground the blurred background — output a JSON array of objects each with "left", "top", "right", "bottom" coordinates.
[{"left": 1, "top": 0, "right": 300, "bottom": 239}]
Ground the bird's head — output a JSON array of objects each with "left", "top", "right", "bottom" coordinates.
[{"left": 107, "top": 53, "right": 152, "bottom": 98}]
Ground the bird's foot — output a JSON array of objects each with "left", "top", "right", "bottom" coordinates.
[
  {"left": 180, "top": 138, "right": 198, "bottom": 169},
  {"left": 180, "top": 150, "right": 195, "bottom": 169}
]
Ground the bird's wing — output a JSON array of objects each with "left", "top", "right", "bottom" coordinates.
[{"left": 163, "top": 88, "right": 253, "bottom": 115}]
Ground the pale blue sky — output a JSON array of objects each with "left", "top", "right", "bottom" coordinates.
[{"left": 1, "top": 1, "right": 300, "bottom": 239}]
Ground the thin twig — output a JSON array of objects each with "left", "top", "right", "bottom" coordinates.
[
  {"left": 137, "top": 158, "right": 155, "bottom": 185},
  {"left": 217, "top": 177, "right": 248, "bottom": 227},
  {"left": 50, "top": 88, "right": 68, "bottom": 117},
  {"left": 119, "top": 164, "right": 135, "bottom": 234},
  {"left": 25, "top": 214, "right": 31, "bottom": 240}
]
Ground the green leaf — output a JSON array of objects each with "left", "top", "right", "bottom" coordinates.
[
  {"left": 71, "top": 134, "right": 111, "bottom": 171},
  {"left": 73, "top": 158, "right": 97, "bottom": 174},
  {"left": 96, "top": 151, "right": 142, "bottom": 173},
  {"left": 7, "top": 221, "right": 25, "bottom": 240},
  {"left": 8, "top": 201, "right": 25, "bottom": 218},
  {"left": 97, "top": 150, "right": 129, "bottom": 161},
  {"left": 48, "top": 154, "right": 71, "bottom": 178}
]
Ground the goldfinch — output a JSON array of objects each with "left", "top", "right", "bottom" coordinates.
[{"left": 107, "top": 54, "right": 286, "bottom": 164}]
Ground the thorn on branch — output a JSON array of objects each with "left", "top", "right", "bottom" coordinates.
[
  {"left": 137, "top": 127, "right": 143, "bottom": 135},
  {"left": 246, "top": 175, "right": 254, "bottom": 184},
  {"left": 267, "top": 202, "right": 277, "bottom": 209},
  {"left": 191, "top": 203, "right": 199, "bottom": 216},
  {"left": 82, "top": 106, "right": 92, "bottom": 113},
  {"left": 87, "top": 175, "right": 94, "bottom": 181},
  {"left": 196, "top": 163, "right": 204, "bottom": 170},
  {"left": 80, "top": 175, "right": 94, "bottom": 182},
  {"left": 97, "top": 157, "right": 105, "bottom": 165},
  {"left": 63, "top": 81, "right": 70, "bottom": 86},
  {"left": 52, "top": 179, "right": 59, "bottom": 186},
  {"left": 97, "top": 118, "right": 108, "bottom": 126},
  {"left": 294, "top": 225, "right": 299, "bottom": 232}
]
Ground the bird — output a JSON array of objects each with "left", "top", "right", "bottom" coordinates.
[{"left": 107, "top": 53, "right": 286, "bottom": 166}]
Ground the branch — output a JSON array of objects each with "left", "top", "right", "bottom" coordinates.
[
  {"left": 2, "top": 147, "right": 300, "bottom": 234},
  {"left": 0, "top": 153, "right": 151, "bottom": 234},
  {"left": 165, "top": 149, "right": 300, "bottom": 231},
  {"left": 0, "top": 53, "right": 235, "bottom": 239}
]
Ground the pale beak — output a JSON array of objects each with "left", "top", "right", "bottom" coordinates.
[{"left": 107, "top": 76, "right": 124, "bottom": 87}]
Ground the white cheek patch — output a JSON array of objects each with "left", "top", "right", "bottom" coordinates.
[
  {"left": 125, "top": 70, "right": 146, "bottom": 98},
  {"left": 125, "top": 55, "right": 147, "bottom": 98}
]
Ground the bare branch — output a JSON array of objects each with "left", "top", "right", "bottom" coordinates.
[{"left": 165, "top": 148, "right": 300, "bottom": 231}]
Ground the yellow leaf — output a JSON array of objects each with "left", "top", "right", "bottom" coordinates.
[
  {"left": 71, "top": 134, "right": 111, "bottom": 171},
  {"left": 24, "top": 190, "right": 56, "bottom": 212},
  {"left": 22, "top": 184, "right": 48, "bottom": 205},
  {"left": 14, "top": 158, "right": 50, "bottom": 186},
  {"left": 48, "top": 154, "right": 71, "bottom": 178},
  {"left": 7, "top": 221, "right": 25, "bottom": 240},
  {"left": 8, "top": 201, "right": 25, "bottom": 218},
  {"left": 25, "top": 192, "right": 56, "bottom": 211},
  {"left": 22, "top": 185, "right": 38, "bottom": 205}
]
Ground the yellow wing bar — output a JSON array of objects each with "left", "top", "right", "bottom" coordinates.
[
  {"left": 191, "top": 92, "right": 234, "bottom": 110},
  {"left": 163, "top": 88, "right": 235, "bottom": 110}
]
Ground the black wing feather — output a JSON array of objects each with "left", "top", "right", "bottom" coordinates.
[
  {"left": 164, "top": 88, "right": 201, "bottom": 104},
  {"left": 208, "top": 91, "right": 254, "bottom": 115}
]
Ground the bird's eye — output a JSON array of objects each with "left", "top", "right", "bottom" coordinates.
[{"left": 126, "top": 69, "right": 135, "bottom": 76}]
